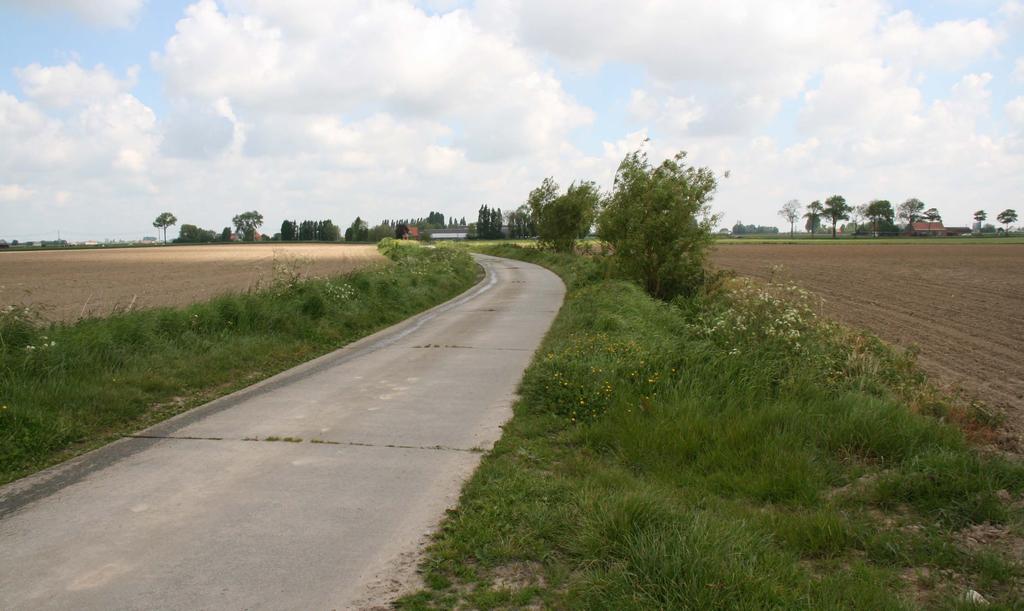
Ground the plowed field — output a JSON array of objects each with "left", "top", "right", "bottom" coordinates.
[
  {"left": 711, "top": 242, "right": 1024, "bottom": 440},
  {"left": 0, "top": 244, "right": 384, "bottom": 322}
]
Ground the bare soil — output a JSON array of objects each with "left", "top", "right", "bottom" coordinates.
[
  {"left": 711, "top": 242, "right": 1024, "bottom": 441},
  {"left": 0, "top": 243, "right": 384, "bottom": 322}
]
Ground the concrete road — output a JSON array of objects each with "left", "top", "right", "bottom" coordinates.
[{"left": 0, "top": 254, "right": 564, "bottom": 610}]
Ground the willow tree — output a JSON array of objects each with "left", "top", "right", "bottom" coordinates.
[{"left": 598, "top": 150, "right": 719, "bottom": 300}]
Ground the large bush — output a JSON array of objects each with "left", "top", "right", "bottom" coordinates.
[
  {"left": 598, "top": 150, "right": 719, "bottom": 300},
  {"left": 527, "top": 178, "right": 599, "bottom": 252}
]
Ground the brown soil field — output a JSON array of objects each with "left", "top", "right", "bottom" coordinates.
[
  {"left": 711, "top": 243, "right": 1024, "bottom": 442},
  {"left": 0, "top": 244, "right": 384, "bottom": 322}
]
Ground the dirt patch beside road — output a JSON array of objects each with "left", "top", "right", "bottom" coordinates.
[
  {"left": 0, "top": 243, "right": 384, "bottom": 322},
  {"left": 711, "top": 242, "right": 1024, "bottom": 442}
]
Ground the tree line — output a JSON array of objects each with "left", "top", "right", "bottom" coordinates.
[
  {"left": 776, "top": 198, "right": 1018, "bottom": 238},
  {"left": 280, "top": 219, "right": 341, "bottom": 242}
]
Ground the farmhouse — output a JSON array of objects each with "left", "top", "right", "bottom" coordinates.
[
  {"left": 905, "top": 222, "right": 972, "bottom": 237},
  {"left": 431, "top": 227, "right": 469, "bottom": 240}
]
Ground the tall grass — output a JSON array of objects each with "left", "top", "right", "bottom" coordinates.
[
  {"left": 399, "top": 244, "right": 1024, "bottom": 610},
  {"left": 0, "top": 243, "right": 477, "bottom": 485}
]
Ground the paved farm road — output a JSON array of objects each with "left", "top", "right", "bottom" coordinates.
[{"left": 0, "top": 254, "right": 564, "bottom": 610}]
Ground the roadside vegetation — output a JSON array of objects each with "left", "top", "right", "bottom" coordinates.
[
  {"left": 399, "top": 149, "right": 1024, "bottom": 609},
  {"left": 0, "top": 242, "right": 476, "bottom": 485}
]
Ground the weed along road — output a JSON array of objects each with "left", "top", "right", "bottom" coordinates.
[{"left": 0, "top": 254, "right": 565, "bottom": 610}]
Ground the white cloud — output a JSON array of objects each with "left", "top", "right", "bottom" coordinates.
[
  {"left": 0, "top": 184, "right": 34, "bottom": 203},
  {"left": 880, "top": 11, "right": 999, "bottom": 69},
  {"left": 0, "top": 0, "right": 144, "bottom": 28},
  {"left": 799, "top": 61, "right": 924, "bottom": 138},
  {"left": 1013, "top": 58, "right": 1024, "bottom": 83},
  {"left": 15, "top": 62, "right": 138, "bottom": 109},
  {"left": 1007, "top": 97, "right": 1024, "bottom": 128},
  {"left": 479, "top": 0, "right": 1001, "bottom": 137},
  {"left": 154, "top": 0, "right": 592, "bottom": 162},
  {"left": 629, "top": 90, "right": 706, "bottom": 135}
]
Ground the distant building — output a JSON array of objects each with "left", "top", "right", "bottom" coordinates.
[
  {"left": 431, "top": 227, "right": 469, "bottom": 240},
  {"left": 0, "top": 240, "right": 8, "bottom": 249},
  {"left": 906, "top": 221, "right": 945, "bottom": 236},
  {"left": 905, "top": 222, "right": 970, "bottom": 237}
]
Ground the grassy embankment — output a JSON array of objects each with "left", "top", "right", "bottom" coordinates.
[
  {"left": 400, "top": 244, "right": 1024, "bottom": 609},
  {"left": 0, "top": 242, "right": 477, "bottom": 485}
]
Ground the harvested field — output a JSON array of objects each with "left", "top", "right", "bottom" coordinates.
[
  {"left": 711, "top": 242, "right": 1024, "bottom": 442},
  {"left": 0, "top": 244, "right": 384, "bottom": 322}
]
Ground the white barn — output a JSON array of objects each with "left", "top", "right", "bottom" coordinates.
[{"left": 431, "top": 227, "right": 469, "bottom": 240}]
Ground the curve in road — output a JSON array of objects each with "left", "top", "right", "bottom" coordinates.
[{"left": 0, "top": 253, "right": 564, "bottom": 610}]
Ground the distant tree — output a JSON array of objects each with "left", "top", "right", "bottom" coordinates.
[
  {"left": 321, "top": 220, "right": 341, "bottom": 242},
  {"left": 232, "top": 210, "right": 264, "bottom": 241},
  {"left": 176, "top": 224, "right": 217, "bottom": 243},
  {"left": 973, "top": 210, "right": 987, "bottom": 228},
  {"left": 778, "top": 199, "right": 801, "bottom": 238},
  {"left": 849, "top": 204, "right": 867, "bottom": 234},
  {"left": 531, "top": 180, "right": 599, "bottom": 252},
  {"left": 981, "top": 223, "right": 997, "bottom": 234},
  {"left": 505, "top": 204, "right": 535, "bottom": 238},
  {"left": 803, "top": 200, "right": 824, "bottom": 238},
  {"left": 395, "top": 223, "right": 410, "bottom": 239},
  {"left": 822, "top": 195, "right": 851, "bottom": 239},
  {"left": 997, "top": 209, "right": 1018, "bottom": 235},
  {"left": 598, "top": 149, "right": 718, "bottom": 300},
  {"left": 153, "top": 212, "right": 177, "bottom": 243},
  {"left": 422, "top": 211, "right": 446, "bottom": 229},
  {"left": 731, "top": 222, "right": 779, "bottom": 235},
  {"left": 346, "top": 216, "right": 368, "bottom": 242},
  {"left": 865, "top": 200, "right": 895, "bottom": 236},
  {"left": 923, "top": 207, "right": 942, "bottom": 234},
  {"left": 281, "top": 220, "right": 296, "bottom": 241},
  {"left": 221, "top": 227, "right": 232, "bottom": 241},
  {"left": 527, "top": 178, "right": 559, "bottom": 227},
  {"left": 368, "top": 223, "right": 392, "bottom": 242},
  {"left": 897, "top": 198, "right": 925, "bottom": 230}
]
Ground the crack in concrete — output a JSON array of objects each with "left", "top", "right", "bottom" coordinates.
[
  {"left": 407, "top": 345, "right": 533, "bottom": 351},
  {"left": 126, "top": 435, "right": 483, "bottom": 453}
]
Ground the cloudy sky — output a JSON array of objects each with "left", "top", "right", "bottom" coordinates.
[{"left": 1, "top": 0, "right": 1022, "bottom": 241}]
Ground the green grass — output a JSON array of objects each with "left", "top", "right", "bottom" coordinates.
[
  {"left": 713, "top": 235, "right": 1024, "bottom": 245},
  {"left": 398, "top": 244, "right": 1024, "bottom": 610},
  {"left": 0, "top": 242, "right": 477, "bottom": 485}
]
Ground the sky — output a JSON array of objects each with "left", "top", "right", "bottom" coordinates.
[{"left": 1, "top": 0, "right": 1022, "bottom": 242}]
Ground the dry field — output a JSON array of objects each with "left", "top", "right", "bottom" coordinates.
[
  {"left": 711, "top": 242, "right": 1024, "bottom": 439},
  {"left": 0, "top": 243, "right": 384, "bottom": 322}
]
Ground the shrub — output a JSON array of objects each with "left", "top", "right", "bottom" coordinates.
[{"left": 598, "top": 149, "right": 719, "bottom": 300}]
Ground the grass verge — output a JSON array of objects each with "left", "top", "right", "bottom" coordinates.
[
  {"left": 398, "top": 244, "right": 1024, "bottom": 610},
  {"left": 0, "top": 242, "right": 477, "bottom": 485}
]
